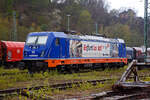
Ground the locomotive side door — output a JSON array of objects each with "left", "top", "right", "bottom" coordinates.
[
  {"left": 118, "top": 43, "right": 126, "bottom": 57},
  {"left": 59, "top": 38, "right": 67, "bottom": 58},
  {"left": 54, "top": 38, "right": 60, "bottom": 58},
  {"left": 50, "top": 38, "right": 60, "bottom": 58}
]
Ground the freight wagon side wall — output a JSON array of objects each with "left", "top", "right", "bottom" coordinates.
[{"left": 2, "top": 41, "right": 25, "bottom": 62}]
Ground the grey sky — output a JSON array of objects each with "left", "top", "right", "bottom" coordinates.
[{"left": 107, "top": 0, "right": 144, "bottom": 17}]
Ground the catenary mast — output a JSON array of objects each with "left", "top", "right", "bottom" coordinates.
[{"left": 144, "top": 0, "right": 148, "bottom": 62}]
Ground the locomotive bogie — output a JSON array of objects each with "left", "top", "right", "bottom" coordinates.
[{"left": 25, "top": 60, "right": 48, "bottom": 72}]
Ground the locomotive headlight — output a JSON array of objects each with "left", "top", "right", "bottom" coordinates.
[
  {"left": 8, "top": 51, "right": 12, "bottom": 60},
  {"left": 40, "top": 51, "right": 45, "bottom": 57}
]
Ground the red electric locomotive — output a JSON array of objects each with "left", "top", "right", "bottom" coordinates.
[{"left": 0, "top": 41, "right": 25, "bottom": 68}]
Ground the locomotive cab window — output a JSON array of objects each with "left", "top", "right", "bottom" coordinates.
[
  {"left": 26, "top": 36, "right": 38, "bottom": 45},
  {"left": 26, "top": 36, "right": 48, "bottom": 45},
  {"left": 55, "top": 38, "right": 60, "bottom": 46},
  {"left": 37, "top": 36, "right": 48, "bottom": 45}
]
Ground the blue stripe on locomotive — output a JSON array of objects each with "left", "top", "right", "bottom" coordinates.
[{"left": 23, "top": 32, "right": 126, "bottom": 60}]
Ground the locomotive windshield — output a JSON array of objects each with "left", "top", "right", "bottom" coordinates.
[
  {"left": 26, "top": 36, "right": 48, "bottom": 45},
  {"left": 26, "top": 36, "right": 37, "bottom": 44}
]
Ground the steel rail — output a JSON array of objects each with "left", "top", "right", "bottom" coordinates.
[
  {"left": 0, "top": 72, "right": 28, "bottom": 76},
  {"left": 0, "top": 79, "right": 111, "bottom": 98},
  {"left": 90, "top": 90, "right": 150, "bottom": 100}
]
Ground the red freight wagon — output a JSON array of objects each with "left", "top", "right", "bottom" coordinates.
[{"left": 0, "top": 41, "right": 25, "bottom": 68}]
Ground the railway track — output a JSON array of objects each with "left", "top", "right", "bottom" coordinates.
[
  {"left": 90, "top": 90, "right": 150, "bottom": 100},
  {"left": 0, "top": 69, "right": 89, "bottom": 76},
  {"left": 1, "top": 77, "right": 150, "bottom": 99},
  {"left": 1, "top": 68, "right": 150, "bottom": 77},
  {"left": 0, "top": 71, "right": 28, "bottom": 76},
  {"left": 57, "top": 90, "right": 150, "bottom": 100},
  {"left": 0, "top": 68, "right": 105, "bottom": 76},
  {"left": 0, "top": 79, "right": 111, "bottom": 99}
]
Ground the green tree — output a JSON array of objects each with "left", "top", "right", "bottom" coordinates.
[
  {"left": 60, "top": 3, "right": 83, "bottom": 31},
  {"left": 104, "top": 23, "right": 131, "bottom": 41},
  {"left": 40, "top": 24, "right": 48, "bottom": 31},
  {"left": 77, "top": 10, "right": 94, "bottom": 34},
  {"left": 0, "top": 17, "right": 12, "bottom": 40}
]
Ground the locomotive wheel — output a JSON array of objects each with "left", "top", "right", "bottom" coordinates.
[
  {"left": 57, "top": 65, "right": 66, "bottom": 73},
  {"left": 17, "top": 62, "right": 26, "bottom": 70},
  {"left": 27, "top": 62, "right": 36, "bottom": 73},
  {"left": 4, "top": 63, "right": 14, "bottom": 69},
  {"left": 66, "top": 65, "right": 80, "bottom": 73}
]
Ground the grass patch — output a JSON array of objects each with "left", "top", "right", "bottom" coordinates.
[
  {"left": 0, "top": 66, "right": 126, "bottom": 89},
  {"left": 19, "top": 79, "right": 114, "bottom": 100},
  {"left": 3, "top": 65, "right": 150, "bottom": 99},
  {"left": 0, "top": 66, "right": 150, "bottom": 90}
]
